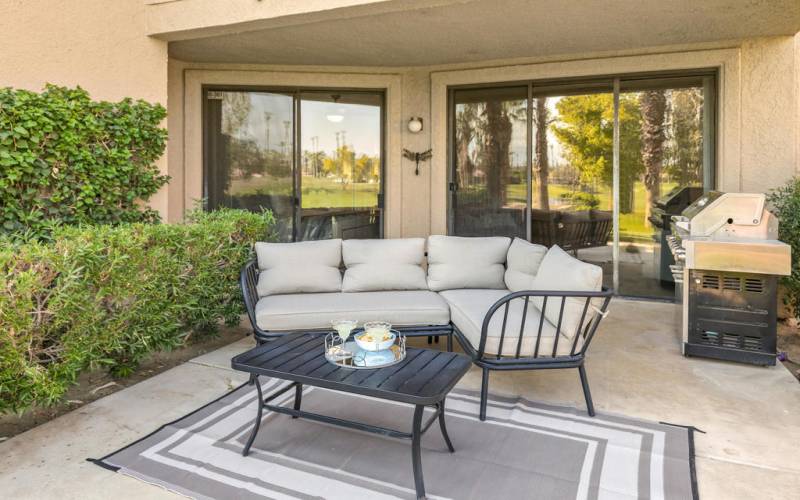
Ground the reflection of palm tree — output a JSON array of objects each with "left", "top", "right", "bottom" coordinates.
[
  {"left": 534, "top": 98, "right": 553, "bottom": 210},
  {"left": 483, "top": 99, "right": 524, "bottom": 209},
  {"left": 263, "top": 112, "right": 272, "bottom": 152},
  {"left": 640, "top": 90, "right": 667, "bottom": 224},
  {"left": 282, "top": 120, "right": 291, "bottom": 158},
  {"left": 456, "top": 104, "right": 479, "bottom": 186}
]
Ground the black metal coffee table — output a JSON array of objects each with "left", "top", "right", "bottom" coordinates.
[{"left": 231, "top": 332, "right": 472, "bottom": 500}]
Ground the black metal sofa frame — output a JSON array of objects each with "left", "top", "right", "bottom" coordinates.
[{"left": 241, "top": 259, "right": 613, "bottom": 419}]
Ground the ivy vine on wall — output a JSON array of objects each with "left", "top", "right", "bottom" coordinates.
[{"left": 0, "top": 85, "right": 168, "bottom": 239}]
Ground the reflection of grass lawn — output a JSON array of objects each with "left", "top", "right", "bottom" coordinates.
[
  {"left": 232, "top": 174, "right": 677, "bottom": 239},
  {"left": 479, "top": 181, "right": 679, "bottom": 241},
  {"left": 229, "top": 175, "right": 379, "bottom": 208}
]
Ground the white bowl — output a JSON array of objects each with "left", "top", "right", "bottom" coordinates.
[{"left": 355, "top": 330, "right": 396, "bottom": 352}]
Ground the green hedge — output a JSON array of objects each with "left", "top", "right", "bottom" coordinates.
[
  {"left": 768, "top": 177, "right": 800, "bottom": 320},
  {"left": 0, "top": 85, "right": 168, "bottom": 239},
  {"left": 0, "top": 209, "right": 274, "bottom": 413}
]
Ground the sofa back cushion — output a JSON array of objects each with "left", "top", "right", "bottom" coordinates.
[
  {"left": 342, "top": 238, "right": 427, "bottom": 292},
  {"left": 255, "top": 239, "right": 342, "bottom": 297},
  {"left": 530, "top": 244, "right": 603, "bottom": 338},
  {"left": 504, "top": 238, "right": 548, "bottom": 292},
  {"left": 426, "top": 235, "right": 511, "bottom": 291}
]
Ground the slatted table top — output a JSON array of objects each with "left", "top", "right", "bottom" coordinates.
[{"left": 231, "top": 333, "right": 472, "bottom": 406}]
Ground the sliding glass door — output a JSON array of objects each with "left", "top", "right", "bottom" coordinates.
[
  {"left": 452, "top": 87, "right": 528, "bottom": 239},
  {"left": 204, "top": 88, "right": 384, "bottom": 242},
  {"left": 448, "top": 72, "right": 715, "bottom": 298},
  {"left": 618, "top": 77, "right": 711, "bottom": 297},
  {"left": 530, "top": 84, "right": 615, "bottom": 291},
  {"left": 299, "top": 92, "right": 383, "bottom": 240},
  {"left": 204, "top": 90, "right": 295, "bottom": 240}
]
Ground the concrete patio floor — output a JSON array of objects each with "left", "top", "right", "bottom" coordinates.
[{"left": 1, "top": 299, "right": 798, "bottom": 499}]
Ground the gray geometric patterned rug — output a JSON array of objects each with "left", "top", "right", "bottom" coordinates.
[{"left": 91, "top": 378, "right": 698, "bottom": 499}]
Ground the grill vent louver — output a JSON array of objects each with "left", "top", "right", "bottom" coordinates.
[
  {"left": 723, "top": 276, "right": 741, "bottom": 291},
  {"left": 744, "top": 278, "right": 765, "bottom": 293},
  {"left": 701, "top": 274, "right": 720, "bottom": 289}
]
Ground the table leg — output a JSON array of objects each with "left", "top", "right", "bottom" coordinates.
[
  {"left": 411, "top": 405, "right": 426, "bottom": 499},
  {"left": 242, "top": 375, "right": 264, "bottom": 457},
  {"left": 438, "top": 400, "right": 455, "bottom": 453},
  {"left": 292, "top": 383, "right": 303, "bottom": 419}
]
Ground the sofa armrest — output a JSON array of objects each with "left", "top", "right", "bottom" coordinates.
[{"left": 476, "top": 288, "right": 613, "bottom": 360}]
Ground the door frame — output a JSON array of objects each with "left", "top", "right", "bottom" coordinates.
[{"left": 445, "top": 69, "right": 717, "bottom": 297}]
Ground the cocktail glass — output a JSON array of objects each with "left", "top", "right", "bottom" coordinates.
[{"left": 331, "top": 319, "right": 358, "bottom": 342}]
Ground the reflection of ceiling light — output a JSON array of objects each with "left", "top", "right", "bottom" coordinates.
[{"left": 326, "top": 94, "right": 344, "bottom": 122}]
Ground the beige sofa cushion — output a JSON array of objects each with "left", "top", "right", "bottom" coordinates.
[
  {"left": 342, "top": 238, "right": 427, "bottom": 292},
  {"left": 255, "top": 239, "right": 342, "bottom": 297},
  {"left": 504, "top": 238, "right": 548, "bottom": 292},
  {"left": 440, "top": 289, "right": 580, "bottom": 357},
  {"left": 530, "top": 245, "right": 603, "bottom": 338},
  {"left": 255, "top": 290, "right": 450, "bottom": 331},
  {"left": 426, "top": 235, "right": 511, "bottom": 291}
]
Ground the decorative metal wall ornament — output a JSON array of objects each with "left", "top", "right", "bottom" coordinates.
[{"left": 402, "top": 148, "right": 432, "bottom": 176}]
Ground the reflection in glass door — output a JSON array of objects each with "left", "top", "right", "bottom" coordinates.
[
  {"left": 205, "top": 89, "right": 384, "bottom": 242},
  {"left": 205, "top": 90, "right": 295, "bottom": 240},
  {"left": 618, "top": 77, "right": 710, "bottom": 298},
  {"left": 299, "top": 93, "right": 383, "bottom": 240},
  {"left": 451, "top": 87, "right": 528, "bottom": 238},
  {"left": 448, "top": 72, "right": 715, "bottom": 299},
  {"left": 531, "top": 86, "right": 615, "bottom": 291}
]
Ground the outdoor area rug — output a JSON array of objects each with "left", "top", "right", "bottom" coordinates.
[{"left": 90, "top": 378, "right": 698, "bottom": 499}]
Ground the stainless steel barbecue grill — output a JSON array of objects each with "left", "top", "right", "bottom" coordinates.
[{"left": 667, "top": 191, "right": 791, "bottom": 366}]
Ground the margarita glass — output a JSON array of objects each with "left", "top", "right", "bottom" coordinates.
[{"left": 331, "top": 319, "right": 358, "bottom": 342}]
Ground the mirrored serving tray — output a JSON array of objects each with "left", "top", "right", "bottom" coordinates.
[{"left": 324, "top": 332, "right": 406, "bottom": 370}]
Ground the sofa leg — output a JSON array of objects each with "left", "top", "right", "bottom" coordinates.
[
  {"left": 479, "top": 367, "right": 490, "bottom": 421},
  {"left": 446, "top": 332, "right": 453, "bottom": 352},
  {"left": 578, "top": 365, "right": 595, "bottom": 417},
  {"left": 427, "top": 336, "right": 433, "bottom": 344}
]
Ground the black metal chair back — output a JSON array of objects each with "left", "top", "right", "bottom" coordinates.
[
  {"left": 240, "top": 259, "right": 270, "bottom": 340},
  {"left": 476, "top": 289, "right": 612, "bottom": 362},
  {"left": 452, "top": 287, "right": 613, "bottom": 420}
]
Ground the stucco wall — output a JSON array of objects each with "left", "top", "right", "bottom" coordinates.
[
  {"left": 169, "top": 37, "right": 799, "bottom": 235},
  {"left": 739, "top": 37, "right": 798, "bottom": 194},
  {"left": 0, "top": 0, "right": 169, "bottom": 216}
]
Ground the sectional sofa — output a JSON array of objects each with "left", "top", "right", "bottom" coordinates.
[{"left": 240, "top": 235, "right": 613, "bottom": 419}]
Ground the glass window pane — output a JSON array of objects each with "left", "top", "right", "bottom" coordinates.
[
  {"left": 533, "top": 89, "right": 614, "bottom": 291},
  {"left": 299, "top": 92, "right": 383, "bottom": 240},
  {"left": 452, "top": 86, "right": 528, "bottom": 238},
  {"left": 618, "top": 80, "right": 707, "bottom": 298},
  {"left": 206, "top": 90, "right": 294, "bottom": 241}
]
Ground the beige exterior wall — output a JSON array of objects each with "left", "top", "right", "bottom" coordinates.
[
  {"left": 0, "top": 2, "right": 796, "bottom": 234},
  {"left": 0, "top": 0, "right": 170, "bottom": 216},
  {"left": 168, "top": 37, "right": 799, "bottom": 236}
]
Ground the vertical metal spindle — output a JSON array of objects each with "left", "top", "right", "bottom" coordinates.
[
  {"left": 551, "top": 297, "right": 566, "bottom": 357},
  {"left": 497, "top": 302, "right": 510, "bottom": 359},
  {"left": 533, "top": 296, "right": 547, "bottom": 358},
  {"left": 571, "top": 298, "right": 591, "bottom": 355},
  {"left": 515, "top": 297, "right": 529, "bottom": 358}
]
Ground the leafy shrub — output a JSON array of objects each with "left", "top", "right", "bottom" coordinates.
[
  {"left": 562, "top": 191, "right": 601, "bottom": 210},
  {"left": 0, "top": 209, "right": 274, "bottom": 412},
  {"left": 768, "top": 177, "right": 800, "bottom": 320},
  {"left": 0, "top": 85, "right": 168, "bottom": 239}
]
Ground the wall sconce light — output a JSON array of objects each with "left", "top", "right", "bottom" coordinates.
[{"left": 407, "top": 117, "right": 423, "bottom": 133}]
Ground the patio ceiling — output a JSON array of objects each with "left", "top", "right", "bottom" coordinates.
[{"left": 164, "top": 0, "right": 800, "bottom": 66}]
